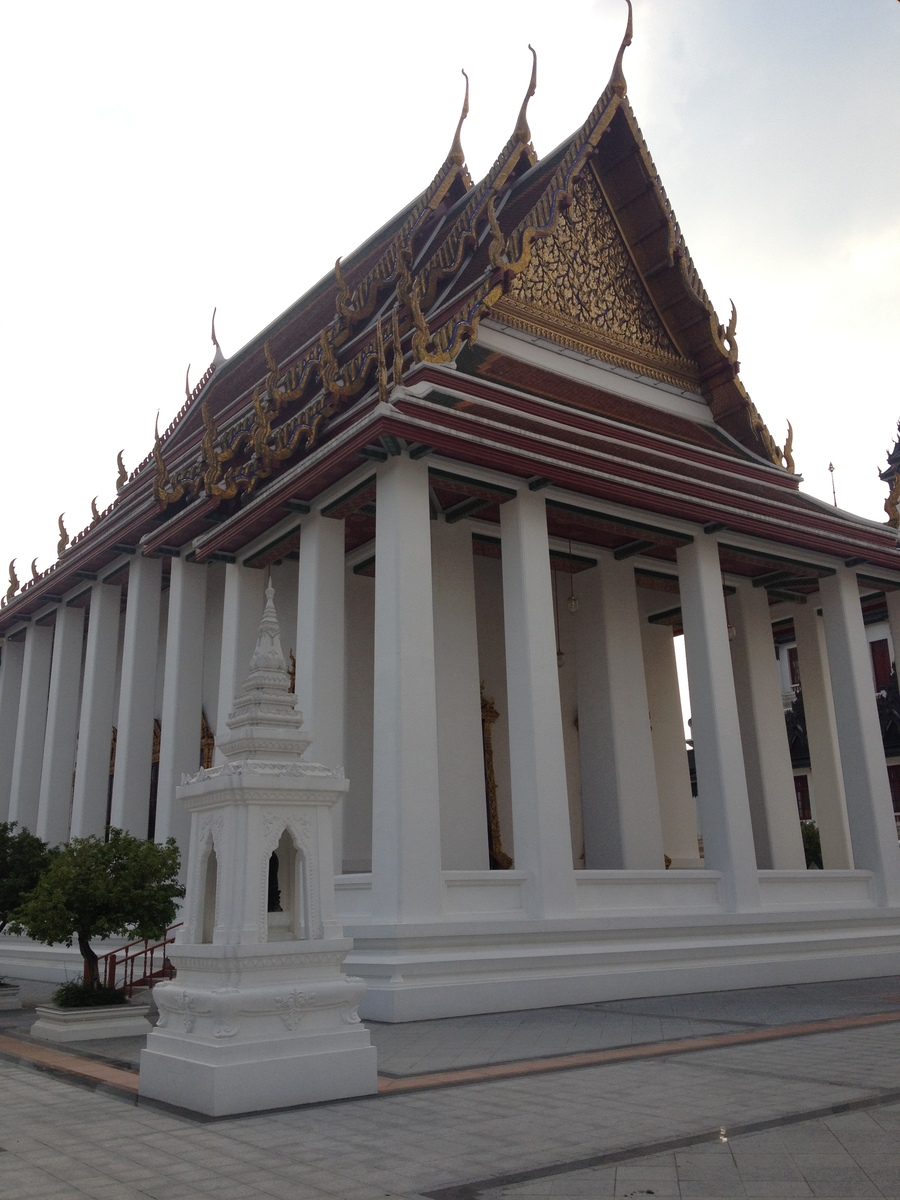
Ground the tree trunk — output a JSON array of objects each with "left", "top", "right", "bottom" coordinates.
[{"left": 78, "top": 932, "right": 100, "bottom": 992}]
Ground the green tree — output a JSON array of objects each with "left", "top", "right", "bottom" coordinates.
[
  {"left": 9, "top": 828, "right": 184, "bottom": 993},
  {"left": 0, "top": 822, "right": 53, "bottom": 936}
]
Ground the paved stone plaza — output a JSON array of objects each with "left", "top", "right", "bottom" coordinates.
[{"left": 1, "top": 976, "right": 899, "bottom": 1199}]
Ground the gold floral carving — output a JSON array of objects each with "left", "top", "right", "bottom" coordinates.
[
  {"left": 481, "top": 685, "right": 512, "bottom": 870},
  {"left": 499, "top": 171, "right": 690, "bottom": 382},
  {"left": 885, "top": 474, "right": 900, "bottom": 528}
]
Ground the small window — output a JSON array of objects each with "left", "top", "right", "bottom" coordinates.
[
  {"left": 887, "top": 764, "right": 900, "bottom": 816},
  {"left": 870, "top": 639, "right": 892, "bottom": 692},
  {"left": 794, "top": 774, "right": 811, "bottom": 821},
  {"left": 788, "top": 647, "right": 801, "bottom": 689}
]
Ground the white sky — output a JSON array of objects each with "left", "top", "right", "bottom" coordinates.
[{"left": 1, "top": 0, "right": 898, "bottom": 582}]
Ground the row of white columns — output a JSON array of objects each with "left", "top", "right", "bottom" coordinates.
[{"left": 1, "top": 453, "right": 898, "bottom": 916}]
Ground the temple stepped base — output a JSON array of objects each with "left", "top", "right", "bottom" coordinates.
[{"left": 343, "top": 907, "right": 900, "bottom": 1022}]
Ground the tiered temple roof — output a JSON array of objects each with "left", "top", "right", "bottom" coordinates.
[{"left": 3, "top": 4, "right": 899, "bottom": 633}]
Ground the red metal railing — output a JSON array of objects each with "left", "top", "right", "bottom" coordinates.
[{"left": 86, "top": 923, "right": 182, "bottom": 997}]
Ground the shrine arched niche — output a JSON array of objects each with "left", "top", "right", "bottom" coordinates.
[{"left": 261, "top": 814, "right": 319, "bottom": 941}]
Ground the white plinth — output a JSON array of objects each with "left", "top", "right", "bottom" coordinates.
[
  {"left": 139, "top": 941, "right": 377, "bottom": 1116},
  {"left": 31, "top": 1003, "right": 152, "bottom": 1042}
]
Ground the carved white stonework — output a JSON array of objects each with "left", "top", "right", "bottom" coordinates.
[{"left": 140, "top": 583, "right": 375, "bottom": 1117}]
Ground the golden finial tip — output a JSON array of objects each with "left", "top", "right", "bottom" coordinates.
[
  {"left": 448, "top": 68, "right": 470, "bottom": 166},
  {"left": 514, "top": 45, "right": 538, "bottom": 147},
  {"left": 184, "top": 364, "right": 192, "bottom": 401},
  {"left": 610, "top": 0, "right": 634, "bottom": 95}
]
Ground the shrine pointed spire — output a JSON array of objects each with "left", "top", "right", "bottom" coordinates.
[{"left": 246, "top": 578, "right": 288, "bottom": 684}]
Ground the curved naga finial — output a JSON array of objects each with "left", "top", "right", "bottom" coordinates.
[
  {"left": 609, "top": 0, "right": 634, "bottom": 96},
  {"left": 211, "top": 307, "right": 225, "bottom": 367},
  {"left": 782, "top": 421, "right": 795, "bottom": 474},
  {"left": 116, "top": 450, "right": 127, "bottom": 493},
  {"left": 448, "top": 69, "right": 470, "bottom": 166},
  {"left": 90, "top": 495, "right": 100, "bottom": 524},
  {"left": 6, "top": 559, "right": 19, "bottom": 600},
  {"left": 30, "top": 558, "right": 39, "bottom": 582},
  {"left": 184, "top": 364, "right": 192, "bottom": 402},
  {"left": 57, "top": 513, "right": 69, "bottom": 556},
  {"left": 514, "top": 45, "right": 538, "bottom": 148}
]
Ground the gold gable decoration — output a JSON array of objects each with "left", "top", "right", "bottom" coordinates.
[{"left": 496, "top": 170, "right": 698, "bottom": 389}]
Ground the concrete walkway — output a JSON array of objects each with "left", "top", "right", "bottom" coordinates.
[{"left": 0, "top": 976, "right": 898, "bottom": 1199}]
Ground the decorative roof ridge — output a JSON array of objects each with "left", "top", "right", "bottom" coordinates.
[
  {"left": 402, "top": 25, "right": 631, "bottom": 366},
  {"left": 331, "top": 73, "right": 475, "bottom": 330}
]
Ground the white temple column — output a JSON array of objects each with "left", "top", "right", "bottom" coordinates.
[
  {"left": 0, "top": 639, "right": 25, "bottom": 821},
  {"left": 156, "top": 558, "right": 208, "bottom": 850},
  {"left": 109, "top": 555, "right": 162, "bottom": 835},
  {"left": 214, "top": 562, "right": 263, "bottom": 763},
  {"left": 639, "top": 614, "right": 700, "bottom": 868},
  {"left": 370, "top": 455, "right": 443, "bottom": 920},
  {"left": 296, "top": 513, "right": 346, "bottom": 874},
  {"left": 8, "top": 623, "right": 54, "bottom": 831},
  {"left": 576, "top": 556, "right": 664, "bottom": 869},
  {"left": 728, "top": 582, "right": 805, "bottom": 869},
  {"left": 500, "top": 490, "right": 576, "bottom": 917},
  {"left": 820, "top": 569, "right": 900, "bottom": 905},
  {"left": 432, "top": 519, "right": 488, "bottom": 870},
  {"left": 36, "top": 606, "right": 85, "bottom": 844},
  {"left": 677, "top": 538, "right": 759, "bottom": 910},
  {"left": 71, "top": 582, "right": 122, "bottom": 837},
  {"left": 792, "top": 602, "right": 853, "bottom": 869}
]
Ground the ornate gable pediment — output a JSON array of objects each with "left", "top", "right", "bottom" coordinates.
[{"left": 496, "top": 167, "right": 700, "bottom": 390}]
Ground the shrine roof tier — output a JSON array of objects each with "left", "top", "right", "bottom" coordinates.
[{"left": 3, "top": 13, "right": 898, "bottom": 632}]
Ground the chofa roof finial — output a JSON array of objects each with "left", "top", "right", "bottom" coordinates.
[
  {"left": 211, "top": 306, "right": 226, "bottom": 368},
  {"left": 448, "top": 69, "right": 470, "bottom": 166},
  {"left": 609, "top": 0, "right": 634, "bottom": 96},
  {"left": 514, "top": 45, "right": 538, "bottom": 148}
]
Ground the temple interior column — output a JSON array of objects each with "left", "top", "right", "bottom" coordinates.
[
  {"left": 727, "top": 582, "right": 805, "bottom": 869},
  {"left": 156, "top": 557, "right": 208, "bottom": 853},
  {"left": 36, "top": 606, "right": 85, "bottom": 844},
  {"left": 885, "top": 590, "right": 900, "bottom": 670},
  {"left": 500, "top": 489, "right": 575, "bottom": 917},
  {"left": 676, "top": 538, "right": 759, "bottom": 910},
  {"left": 0, "top": 639, "right": 25, "bottom": 821},
  {"left": 214, "top": 563, "right": 264, "bottom": 764},
  {"left": 295, "top": 513, "right": 346, "bottom": 873},
  {"left": 71, "top": 582, "right": 122, "bottom": 837},
  {"left": 638, "top": 603, "right": 700, "bottom": 868},
  {"left": 576, "top": 556, "right": 664, "bottom": 869},
  {"left": 8, "top": 623, "right": 54, "bottom": 831},
  {"left": 431, "top": 518, "right": 488, "bottom": 870},
  {"left": 110, "top": 555, "right": 163, "bottom": 835},
  {"left": 370, "top": 455, "right": 443, "bottom": 920},
  {"left": 343, "top": 570, "right": 374, "bottom": 873},
  {"left": 819, "top": 570, "right": 900, "bottom": 905},
  {"left": 792, "top": 602, "right": 853, "bottom": 868}
]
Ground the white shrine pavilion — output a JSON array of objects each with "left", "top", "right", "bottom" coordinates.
[{"left": 2, "top": 11, "right": 899, "bottom": 1021}]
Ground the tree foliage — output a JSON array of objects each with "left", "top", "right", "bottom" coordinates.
[
  {"left": 9, "top": 828, "right": 184, "bottom": 991},
  {"left": 0, "top": 822, "right": 53, "bottom": 936}
]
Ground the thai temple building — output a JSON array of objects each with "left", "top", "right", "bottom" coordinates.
[{"left": 2, "top": 11, "right": 900, "bottom": 1021}]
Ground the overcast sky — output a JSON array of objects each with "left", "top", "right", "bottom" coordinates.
[{"left": 1, "top": 0, "right": 898, "bottom": 584}]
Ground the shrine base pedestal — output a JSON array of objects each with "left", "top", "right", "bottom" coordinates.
[{"left": 138, "top": 941, "right": 377, "bottom": 1116}]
